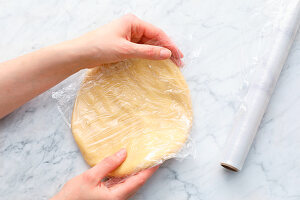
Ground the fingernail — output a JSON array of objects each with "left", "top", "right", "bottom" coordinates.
[
  {"left": 179, "top": 51, "right": 184, "bottom": 58},
  {"left": 160, "top": 49, "right": 171, "bottom": 58},
  {"left": 116, "top": 148, "right": 126, "bottom": 158}
]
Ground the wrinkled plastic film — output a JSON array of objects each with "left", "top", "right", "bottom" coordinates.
[
  {"left": 221, "top": 0, "right": 300, "bottom": 172},
  {"left": 53, "top": 58, "right": 193, "bottom": 177},
  {"left": 52, "top": 71, "right": 86, "bottom": 127}
]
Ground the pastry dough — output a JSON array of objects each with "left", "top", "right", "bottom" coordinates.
[{"left": 71, "top": 58, "right": 192, "bottom": 177}]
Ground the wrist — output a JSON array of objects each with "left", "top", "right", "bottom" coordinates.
[
  {"left": 47, "top": 40, "right": 87, "bottom": 72},
  {"left": 57, "top": 37, "right": 101, "bottom": 70}
]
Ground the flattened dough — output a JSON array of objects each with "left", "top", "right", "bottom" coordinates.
[{"left": 72, "top": 58, "right": 192, "bottom": 177}]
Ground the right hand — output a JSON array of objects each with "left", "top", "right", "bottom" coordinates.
[{"left": 51, "top": 149, "right": 159, "bottom": 200}]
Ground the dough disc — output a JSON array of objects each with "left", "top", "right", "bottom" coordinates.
[{"left": 72, "top": 58, "right": 192, "bottom": 177}]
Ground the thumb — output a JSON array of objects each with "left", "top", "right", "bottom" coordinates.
[
  {"left": 84, "top": 148, "right": 127, "bottom": 185},
  {"left": 128, "top": 42, "right": 172, "bottom": 60}
]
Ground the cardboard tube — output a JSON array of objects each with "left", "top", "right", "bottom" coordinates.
[{"left": 221, "top": 1, "right": 300, "bottom": 172}]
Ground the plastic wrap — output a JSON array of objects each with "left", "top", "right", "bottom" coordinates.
[
  {"left": 51, "top": 0, "right": 300, "bottom": 177},
  {"left": 220, "top": 0, "right": 300, "bottom": 172},
  {"left": 53, "top": 58, "right": 193, "bottom": 177}
]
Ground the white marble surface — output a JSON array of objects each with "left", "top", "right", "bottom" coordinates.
[{"left": 1, "top": 0, "right": 300, "bottom": 199}]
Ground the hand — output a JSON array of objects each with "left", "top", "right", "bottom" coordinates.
[
  {"left": 66, "top": 14, "right": 183, "bottom": 68},
  {"left": 51, "top": 149, "right": 159, "bottom": 200},
  {"left": 0, "top": 14, "right": 183, "bottom": 118}
]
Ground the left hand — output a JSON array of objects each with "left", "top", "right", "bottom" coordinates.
[{"left": 64, "top": 14, "right": 183, "bottom": 69}]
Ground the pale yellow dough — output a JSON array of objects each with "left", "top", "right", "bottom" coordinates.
[{"left": 71, "top": 58, "right": 192, "bottom": 177}]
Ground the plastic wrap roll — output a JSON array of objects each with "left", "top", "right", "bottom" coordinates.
[{"left": 221, "top": 1, "right": 300, "bottom": 172}]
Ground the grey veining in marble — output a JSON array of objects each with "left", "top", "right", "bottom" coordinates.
[{"left": 1, "top": 0, "right": 300, "bottom": 200}]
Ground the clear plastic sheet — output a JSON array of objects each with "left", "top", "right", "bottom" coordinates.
[
  {"left": 52, "top": 0, "right": 300, "bottom": 177},
  {"left": 53, "top": 58, "right": 194, "bottom": 177}
]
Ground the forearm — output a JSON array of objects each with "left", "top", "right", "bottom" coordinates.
[
  {"left": 0, "top": 15, "right": 183, "bottom": 120},
  {"left": 0, "top": 42, "right": 83, "bottom": 118}
]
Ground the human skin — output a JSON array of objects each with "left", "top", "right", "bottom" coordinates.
[
  {"left": 0, "top": 14, "right": 183, "bottom": 199},
  {"left": 51, "top": 149, "right": 159, "bottom": 200},
  {"left": 0, "top": 14, "right": 183, "bottom": 119}
]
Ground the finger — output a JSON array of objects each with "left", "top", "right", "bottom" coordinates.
[
  {"left": 111, "top": 166, "right": 159, "bottom": 199},
  {"left": 178, "top": 49, "right": 184, "bottom": 58},
  {"left": 84, "top": 149, "right": 127, "bottom": 185},
  {"left": 128, "top": 43, "right": 172, "bottom": 60},
  {"left": 139, "top": 32, "right": 182, "bottom": 60},
  {"left": 171, "top": 56, "right": 184, "bottom": 67},
  {"left": 132, "top": 16, "right": 183, "bottom": 60},
  {"left": 123, "top": 14, "right": 183, "bottom": 66},
  {"left": 141, "top": 37, "right": 184, "bottom": 62}
]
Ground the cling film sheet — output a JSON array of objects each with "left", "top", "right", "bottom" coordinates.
[{"left": 53, "top": 58, "right": 194, "bottom": 177}]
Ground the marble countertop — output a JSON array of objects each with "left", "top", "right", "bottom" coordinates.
[{"left": 1, "top": 0, "right": 300, "bottom": 199}]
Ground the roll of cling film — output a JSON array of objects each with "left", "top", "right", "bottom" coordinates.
[{"left": 220, "top": 0, "right": 300, "bottom": 172}]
